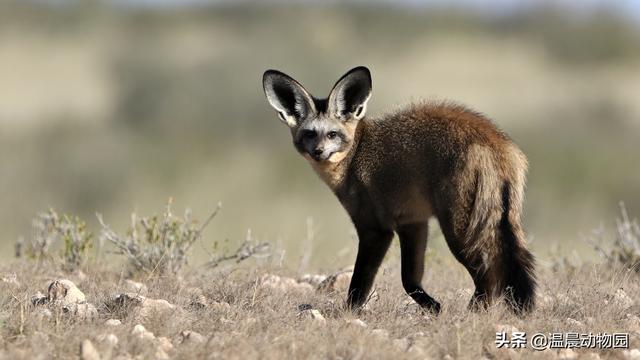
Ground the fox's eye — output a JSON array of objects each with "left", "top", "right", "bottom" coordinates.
[
  {"left": 327, "top": 131, "right": 338, "bottom": 139},
  {"left": 302, "top": 130, "right": 317, "bottom": 139}
]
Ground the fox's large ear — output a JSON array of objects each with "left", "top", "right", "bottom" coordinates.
[
  {"left": 328, "top": 66, "right": 372, "bottom": 122},
  {"left": 263, "top": 70, "right": 316, "bottom": 127}
]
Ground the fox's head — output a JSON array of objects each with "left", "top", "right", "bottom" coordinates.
[{"left": 262, "top": 66, "right": 372, "bottom": 163}]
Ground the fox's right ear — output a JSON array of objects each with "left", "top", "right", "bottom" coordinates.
[{"left": 263, "top": 70, "right": 316, "bottom": 127}]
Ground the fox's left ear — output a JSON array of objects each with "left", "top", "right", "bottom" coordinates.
[{"left": 328, "top": 66, "right": 372, "bottom": 122}]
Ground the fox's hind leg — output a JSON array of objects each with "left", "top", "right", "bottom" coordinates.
[
  {"left": 466, "top": 263, "right": 497, "bottom": 311},
  {"left": 398, "top": 222, "right": 441, "bottom": 314},
  {"left": 347, "top": 226, "right": 393, "bottom": 309},
  {"left": 436, "top": 207, "right": 498, "bottom": 311}
]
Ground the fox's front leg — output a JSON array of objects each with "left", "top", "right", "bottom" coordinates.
[
  {"left": 347, "top": 226, "right": 393, "bottom": 309},
  {"left": 398, "top": 222, "right": 441, "bottom": 314}
]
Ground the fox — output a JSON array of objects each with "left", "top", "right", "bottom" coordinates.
[{"left": 261, "top": 66, "right": 536, "bottom": 314}]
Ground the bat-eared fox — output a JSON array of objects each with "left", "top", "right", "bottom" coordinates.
[{"left": 262, "top": 66, "right": 536, "bottom": 314}]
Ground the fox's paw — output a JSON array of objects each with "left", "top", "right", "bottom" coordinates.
[{"left": 422, "top": 299, "right": 441, "bottom": 316}]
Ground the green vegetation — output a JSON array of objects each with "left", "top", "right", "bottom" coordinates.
[
  {"left": 15, "top": 209, "right": 93, "bottom": 271},
  {"left": 97, "top": 200, "right": 221, "bottom": 276}
]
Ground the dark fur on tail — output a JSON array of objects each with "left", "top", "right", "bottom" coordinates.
[{"left": 500, "top": 182, "right": 536, "bottom": 313}]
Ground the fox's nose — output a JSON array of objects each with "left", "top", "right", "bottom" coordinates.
[{"left": 313, "top": 149, "right": 323, "bottom": 157}]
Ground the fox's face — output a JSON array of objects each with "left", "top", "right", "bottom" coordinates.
[
  {"left": 293, "top": 112, "right": 357, "bottom": 162},
  {"left": 262, "top": 67, "right": 372, "bottom": 163}
]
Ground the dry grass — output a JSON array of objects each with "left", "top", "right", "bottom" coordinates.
[
  {"left": 2, "top": 206, "right": 639, "bottom": 359},
  {"left": 1, "top": 256, "right": 639, "bottom": 359}
]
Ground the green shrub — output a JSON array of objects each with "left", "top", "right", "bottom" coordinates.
[
  {"left": 15, "top": 209, "right": 93, "bottom": 271},
  {"left": 97, "top": 200, "right": 220, "bottom": 276}
]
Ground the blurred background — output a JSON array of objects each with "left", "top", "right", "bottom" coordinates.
[{"left": 0, "top": 0, "right": 639, "bottom": 269}]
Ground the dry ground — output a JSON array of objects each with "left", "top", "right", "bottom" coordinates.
[{"left": 1, "top": 257, "right": 639, "bottom": 360}]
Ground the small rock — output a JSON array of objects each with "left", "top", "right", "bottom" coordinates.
[
  {"left": 137, "top": 298, "right": 175, "bottom": 319},
  {"left": 32, "top": 283, "right": 95, "bottom": 319},
  {"left": 64, "top": 302, "right": 98, "bottom": 320},
  {"left": 259, "top": 274, "right": 314, "bottom": 293},
  {"left": 299, "top": 274, "right": 328, "bottom": 286},
  {"left": 111, "top": 293, "right": 175, "bottom": 320},
  {"left": 112, "top": 293, "right": 145, "bottom": 307},
  {"left": 494, "top": 324, "right": 520, "bottom": 334},
  {"left": 123, "top": 280, "right": 148, "bottom": 295},
  {"left": 259, "top": 274, "right": 284, "bottom": 288},
  {"left": 178, "top": 330, "right": 206, "bottom": 346},
  {"left": 47, "top": 279, "right": 86, "bottom": 305},
  {"left": 443, "top": 355, "right": 454, "bottom": 360},
  {"left": 190, "top": 295, "right": 208, "bottom": 309},
  {"left": 402, "top": 298, "right": 419, "bottom": 308},
  {"left": 624, "top": 349, "right": 640, "bottom": 360},
  {"left": 155, "top": 348, "right": 170, "bottom": 360},
  {"left": 392, "top": 338, "right": 411, "bottom": 352},
  {"left": 317, "top": 270, "right": 353, "bottom": 293},
  {"left": 565, "top": 318, "right": 583, "bottom": 327},
  {"left": 80, "top": 339, "right": 100, "bottom": 360},
  {"left": 1, "top": 273, "right": 19, "bottom": 286},
  {"left": 346, "top": 318, "right": 367, "bottom": 328},
  {"left": 105, "top": 319, "right": 122, "bottom": 326},
  {"left": 614, "top": 288, "right": 634, "bottom": 308},
  {"left": 97, "top": 333, "right": 119, "bottom": 348},
  {"left": 407, "top": 345, "right": 426, "bottom": 357},
  {"left": 299, "top": 309, "right": 326, "bottom": 325},
  {"left": 188, "top": 288, "right": 224, "bottom": 310},
  {"left": 210, "top": 301, "right": 231, "bottom": 312},
  {"left": 558, "top": 348, "right": 578, "bottom": 359},
  {"left": 371, "top": 329, "right": 389, "bottom": 338},
  {"left": 131, "top": 324, "right": 155, "bottom": 341},
  {"left": 292, "top": 282, "right": 314, "bottom": 292},
  {"left": 157, "top": 337, "right": 173, "bottom": 353},
  {"left": 31, "top": 292, "right": 48, "bottom": 306}
]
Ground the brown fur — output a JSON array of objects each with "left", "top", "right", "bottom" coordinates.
[
  {"left": 263, "top": 68, "right": 536, "bottom": 314},
  {"left": 315, "top": 101, "right": 536, "bottom": 313}
]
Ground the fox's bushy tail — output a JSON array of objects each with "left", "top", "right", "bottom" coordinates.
[
  {"left": 463, "top": 144, "right": 536, "bottom": 313},
  {"left": 499, "top": 181, "right": 537, "bottom": 313}
]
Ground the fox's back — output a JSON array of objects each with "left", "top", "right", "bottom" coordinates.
[
  {"left": 365, "top": 101, "right": 511, "bottom": 160},
  {"left": 345, "top": 101, "right": 523, "bottom": 228}
]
